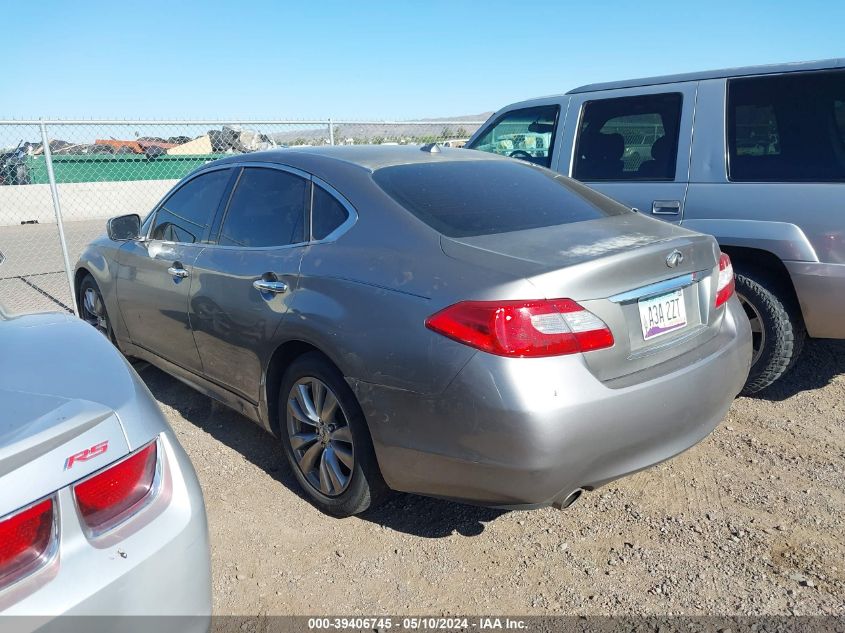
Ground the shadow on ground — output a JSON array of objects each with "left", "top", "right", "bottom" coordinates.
[
  {"left": 755, "top": 338, "right": 845, "bottom": 401},
  {"left": 137, "top": 363, "right": 506, "bottom": 538}
]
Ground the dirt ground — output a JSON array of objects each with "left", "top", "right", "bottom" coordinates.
[{"left": 137, "top": 338, "right": 845, "bottom": 617}]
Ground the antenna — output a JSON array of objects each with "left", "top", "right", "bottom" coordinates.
[{"left": 420, "top": 142, "right": 441, "bottom": 153}]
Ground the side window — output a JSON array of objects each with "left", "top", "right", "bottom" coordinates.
[
  {"left": 573, "top": 93, "right": 683, "bottom": 181},
  {"left": 218, "top": 168, "right": 307, "bottom": 248},
  {"left": 467, "top": 105, "right": 559, "bottom": 167},
  {"left": 311, "top": 185, "right": 350, "bottom": 240},
  {"left": 728, "top": 70, "right": 845, "bottom": 182},
  {"left": 151, "top": 169, "right": 230, "bottom": 243}
]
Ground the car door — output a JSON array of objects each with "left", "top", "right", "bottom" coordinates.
[
  {"left": 116, "top": 167, "right": 234, "bottom": 373},
  {"left": 189, "top": 164, "right": 311, "bottom": 403},
  {"left": 557, "top": 83, "right": 696, "bottom": 223}
]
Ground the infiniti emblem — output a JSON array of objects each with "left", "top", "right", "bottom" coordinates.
[{"left": 665, "top": 249, "right": 684, "bottom": 268}]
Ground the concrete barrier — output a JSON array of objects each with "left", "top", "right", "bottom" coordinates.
[{"left": 0, "top": 179, "right": 179, "bottom": 226}]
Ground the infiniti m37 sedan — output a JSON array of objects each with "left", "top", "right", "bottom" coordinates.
[{"left": 76, "top": 146, "right": 751, "bottom": 517}]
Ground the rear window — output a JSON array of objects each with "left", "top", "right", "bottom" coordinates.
[
  {"left": 372, "top": 161, "right": 620, "bottom": 238},
  {"left": 728, "top": 69, "right": 845, "bottom": 182}
]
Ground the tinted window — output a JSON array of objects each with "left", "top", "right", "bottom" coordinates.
[
  {"left": 467, "top": 105, "right": 559, "bottom": 167},
  {"left": 573, "top": 93, "right": 682, "bottom": 181},
  {"left": 728, "top": 70, "right": 845, "bottom": 182},
  {"left": 312, "top": 185, "right": 350, "bottom": 240},
  {"left": 219, "top": 168, "right": 307, "bottom": 247},
  {"left": 151, "top": 169, "right": 230, "bottom": 243},
  {"left": 372, "top": 161, "right": 621, "bottom": 238}
]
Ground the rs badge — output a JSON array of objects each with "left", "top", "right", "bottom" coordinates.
[{"left": 64, "top": 440, "right": 109, "bottom": 470}]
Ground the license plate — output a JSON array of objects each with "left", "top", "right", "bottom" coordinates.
[{"left": 638, "top": 289, "right": 687, "bottom": 341}]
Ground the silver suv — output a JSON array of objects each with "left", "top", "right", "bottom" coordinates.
[{"left": 467, "top": 59, "right": 845, "bottom": 393}]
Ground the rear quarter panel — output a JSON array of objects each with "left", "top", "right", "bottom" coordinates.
[{"left": 288, "top": 184, "right": 536, "bottom": 395}]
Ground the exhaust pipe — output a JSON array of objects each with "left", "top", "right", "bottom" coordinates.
[{"left": 553, "top": 488, "right": 584, "bottom": 510}]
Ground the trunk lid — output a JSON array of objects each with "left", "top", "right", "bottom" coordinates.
[
  {"left": 0, "top": 390, "right": 130, "bottom": 516},
  {"left": 441, "top": 214, "right": 725, "bottom": 382}
]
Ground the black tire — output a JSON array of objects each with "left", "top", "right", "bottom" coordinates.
[
  {"left": 278, "top": 352, "right": 388, "bottom": 517},
  {"left": 735, "top": 269, "right": 806, "bottom": 395},
  {"left": 78, "top": 274, "right": 116, "bottom": 344}
]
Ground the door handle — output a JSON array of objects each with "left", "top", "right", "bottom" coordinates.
[
  {"left": 253, "top": 279, "right": 288, "bottom": 294},
  {"left": 652, "top": 200, "right": 682, "bottom": 215},
  {"left": 167, "top": 265, "right": 190, "bottom": 279}
]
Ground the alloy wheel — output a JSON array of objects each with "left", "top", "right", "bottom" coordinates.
[
  {"left": 286, "top": 377, "right": 355, "bottom": 497},
  {"left": 81, "top": 286, "right": 109, "bottom": 337},
  {"left": 737, "top": 292, "right": 765, "bottom": 367}
]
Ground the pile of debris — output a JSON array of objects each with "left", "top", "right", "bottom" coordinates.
[{"left": 0, "top": 126, "right": 278, "bottom": 185}]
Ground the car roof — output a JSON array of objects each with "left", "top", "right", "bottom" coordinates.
[
  {"left": 566, "top": 58, "right": 845, "bottom": 94},
  {"left": 209, "top": 144, "right": 506, "bottom": 173}
]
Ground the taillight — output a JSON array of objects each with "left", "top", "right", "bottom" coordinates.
[
  {"left": 0, "top": 497, "right": 55, "bottom": 588},
  {"left": 426, "top": 298, "right": 614, "bottom": 357},
  {"left": 73, "top": 441, "right": 157, "bottom": 534},
  {"left": 715, "top": 252, "right": 735, "bottom": 308}
]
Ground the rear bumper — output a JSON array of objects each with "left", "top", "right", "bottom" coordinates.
[
  {"left": 0, "top": 432, "right": 211, "bottom": 631},
  {"left": 356, "top": 296, "right": 752, "bottom": 508},
  {"left": 785, "top": 261, "right": 845, "bottom": 339}
]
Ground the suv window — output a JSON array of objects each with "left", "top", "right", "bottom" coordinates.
[
  {"left": 728, "top": 70, "right": 845, "bottom": 182},
  {"left": 311, "top": 185, "right": 350, "bottom": 240},
  {"left": 151, "top": 169, "right": 231, "bottom": 243},
  {"left": 467, "top": 105, "right": 559, "bottom": 167},
  {"left": 218, "top": 168, "right": 308, "bottom": 248},
  {"left": 573, "top": 93, "right": 683, "bottom": 181},
  {"left": 372, "top": 160, "right": 622, "bottom": 238}
]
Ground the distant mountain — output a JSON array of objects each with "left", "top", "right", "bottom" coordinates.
[{"left": 271, "top": 113, "right": 493, "bottom": 145}]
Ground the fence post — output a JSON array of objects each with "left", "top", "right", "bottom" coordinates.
[
  {"left": 39, "top": 119, "right": 78, "bottom": 316},
  {"left": 328, "top": 118, "right": 335, "bottom": 146}
]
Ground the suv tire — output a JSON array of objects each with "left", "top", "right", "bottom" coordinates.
[{"left": 735, "top": 269, "right": 805, "bottom": 395}]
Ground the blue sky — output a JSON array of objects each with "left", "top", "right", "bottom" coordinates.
[{"left": 3, "top": 0, "right": 843, "bottom": 120}]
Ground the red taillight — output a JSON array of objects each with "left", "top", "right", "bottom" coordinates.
[
  {"left": 73, "top": 441, "right": 157, "bottom": 534},
  {"left": 0, "top": 498, "right": 54, "bottom": 587},
  {"left": 426, "top": 298, "right": 614, "bottom": 357},
  {"left": 715, "top": 252, "right": 735, "bottom": 308}
]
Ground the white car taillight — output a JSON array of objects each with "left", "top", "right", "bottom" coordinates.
[
  {"left": 426, "top": 298, "right": 614, "bottom": 357},
  {"left": 0, "top": 496, "right": 56, "bottom": 589},
  {"left": 72, "top": 440, "right": 158, "bottom": 535},
  {"left": 715, "top": 252, "right": 735, "bottom": 308}
]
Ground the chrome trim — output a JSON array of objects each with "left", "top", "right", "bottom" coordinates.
[
  {"left": 167, "top": 266, "right": 189, "bottom": 279},
  {"left": 665, "top": 249, "right": 684, "bottom": 268},
  {"left": 609, "top": 270, "right": 705, "bottom": 303},
  {"left": 214, "top": 160, "right": 311, "bottom": 181},
  {"left": 253, "top": 279, "right": 288, "bottom": 294},
  {"left": 192, "top": 164, "right": 358, "bottom": 250}
]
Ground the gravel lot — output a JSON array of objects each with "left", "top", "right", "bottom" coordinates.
[{"left": 138, "top": 339, "right": 845, "bottom": 617}]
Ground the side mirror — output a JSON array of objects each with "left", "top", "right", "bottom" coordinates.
[{"left": 107, "top": 214, "right": 141, "bottom": 241}]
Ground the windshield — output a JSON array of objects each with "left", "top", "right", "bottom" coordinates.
[{"left": 372, "top": 160, "right": 623, "bottom": 238}]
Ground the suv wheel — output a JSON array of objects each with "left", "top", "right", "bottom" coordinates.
[
  {"left": 734, "top": 269, "right": 805, "bottom": 395},
  {"left": 278, "top": 352, "right": 388, "bottom": 517}
]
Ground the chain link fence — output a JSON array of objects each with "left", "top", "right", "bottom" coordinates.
[{"left": 0, "top": 118, "right": 484, "bottom": 315}]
